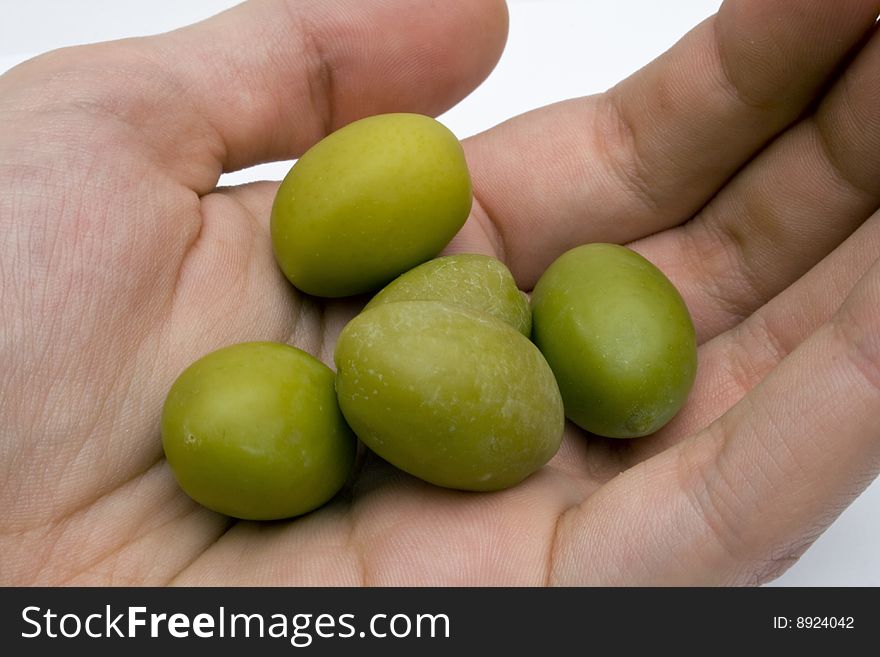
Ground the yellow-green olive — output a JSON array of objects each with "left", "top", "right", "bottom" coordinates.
[
  {"left": 364, "top": 253, "right": 531, "bottom": 336},
  {"left": 271, "top": 113, "right": 472, "bottom": 297},
  {"left": 334, "top": 301, "right": 564, "bottom": 491},
  {"left": 531, "top": 243, "right": 697, "bottom": 438},
  {"left": 161, "top": 342, "right": 356, "bottom": 520}
]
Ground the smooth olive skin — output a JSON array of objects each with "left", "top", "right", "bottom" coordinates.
[
  {"left": 161, "top": 342, "right": 356, "bottom": 520},
  {"left": 531, "top": 244, "right": 697, "bottom": 438},
  {"left": 271, "top": 113, "right": 472, "bottom": 298},
  {"left": 364, "top": 254, "right": 531, "bottom": 336},
  {"left": 334, "top": 301, "right": 564, "bottom": 491}
]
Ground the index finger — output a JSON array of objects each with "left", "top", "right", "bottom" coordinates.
[{"left": 464, "top": 0, "right": 879, "bottom": 287}]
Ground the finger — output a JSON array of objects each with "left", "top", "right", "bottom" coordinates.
[
  {"left": 8, "top": 0, "right": 508, "bottom": 192},
  {"left": 170, "top": 0, "right": 507, "bottom": 171},
  {"left": 464, "top": 0, "right": 879, "bottom": 286},
  {"left": 549, "top": 254, "right": 880, "bottom": 584},
  {"left": 635, "top": 22, "right": 880, "bottom": 341}
]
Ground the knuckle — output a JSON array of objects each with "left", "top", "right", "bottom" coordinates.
[
  {"left": 597, "top": 90, "right": 664, "bottom": 216},
  {"left": 675, "top": 431, "right": 753, "bottom": 569}
]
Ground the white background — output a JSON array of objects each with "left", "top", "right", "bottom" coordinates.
[{"left": 1, "top": 0, "right": 877, "bottom": 586}]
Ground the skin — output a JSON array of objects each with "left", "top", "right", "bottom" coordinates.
[
  {"left": 162, "top": 342, "right": 356, "bottom": 520},
  {"left": 335, "top": 301, "right": 562, "bottom": 491},
  {"left": 271, "top": 113, "right": 472, "bottom": 297},
  {"left": 531, "top": 244, "right": 697, "bottom": 438},
  {"left": 365, "top": 254, "right": 531, "bottom": 336},
  {"left": 2, "top": 0, "right": 880, "bottom": 585}
]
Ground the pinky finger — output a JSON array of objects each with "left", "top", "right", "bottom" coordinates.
[{"left": 548, "top": 255, "right": 880, "bottom": 585}]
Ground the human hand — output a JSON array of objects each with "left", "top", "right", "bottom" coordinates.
[{"left": 2, "top": 0, "right": 879, "bottom": 586}]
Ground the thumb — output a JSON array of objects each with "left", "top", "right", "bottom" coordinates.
[{"left": 5, "top": 0, "right": 508, "bottom": 191}]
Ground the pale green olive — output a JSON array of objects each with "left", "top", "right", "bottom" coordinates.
[
  {"left": 334, "top": 301, "right": 564, "bottom": 491},
  {"left": 531, "top": 243, "right": 697, "bottom": 438},
  {"left": 271, "top": 113, "right": 472, "bottom": 298},
  {"left": 161, "top": 342, "right": 356, "bottom": 520},
  {"left": 364, "top": 253, "right": 531, "bottom": 336}
]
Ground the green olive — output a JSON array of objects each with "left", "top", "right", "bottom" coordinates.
[
  {"left": 334, "top": 301, "right": 564, "bottom": 491},
  {"left": 270, "top": 113, "right": 472, "bottom": 298},
  {"left": 530, "top": 243, "right": 697, "bottom": 438},
  {"left": 161, "top": 342, "right": 356, "bottom": 520},
  {"left": 364, "top": 253, "right": 531, "bottom": 336}
]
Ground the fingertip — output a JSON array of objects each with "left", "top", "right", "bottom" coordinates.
[{"left": 329, "top": 0, "right": 510, "bottom": 124}]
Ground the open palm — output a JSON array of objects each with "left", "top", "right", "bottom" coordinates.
[{"left": 4, "top": 0, "right": 880, "bottom": 586}]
